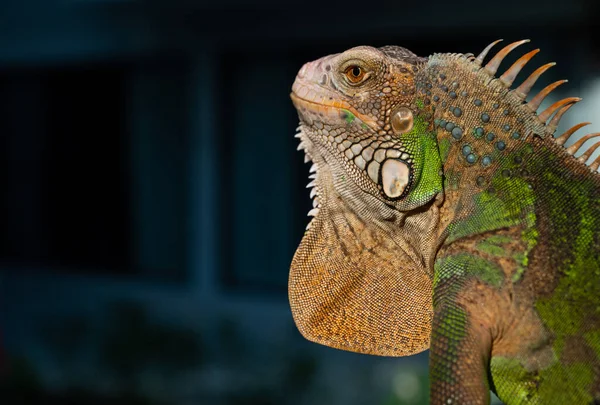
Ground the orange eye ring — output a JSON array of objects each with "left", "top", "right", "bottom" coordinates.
[{"left": 344, "top": 65, "right": 366, "bottom": 84}]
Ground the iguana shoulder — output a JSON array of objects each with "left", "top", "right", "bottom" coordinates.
[{"left": 422, "top": 41, "right": 600, "bottom": 404}]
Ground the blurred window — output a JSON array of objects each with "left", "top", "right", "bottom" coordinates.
[
  {"left": 217, "top": 52, "right": 312, "bottom": 292},
  {"left": 0, "top": 59, "right": 188, "bottom": 280}
]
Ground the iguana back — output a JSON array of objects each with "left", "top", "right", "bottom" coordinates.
[{"left": 289, "top": 40, "right": 600, "bottom": 404}]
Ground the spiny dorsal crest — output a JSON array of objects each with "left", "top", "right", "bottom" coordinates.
[{"left": 472, "top": 39, "right": 600, "bottom": 172}]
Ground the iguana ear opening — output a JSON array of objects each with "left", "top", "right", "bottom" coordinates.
[{"left": 288, "top": 203, "right": 433, "bottom": 357}]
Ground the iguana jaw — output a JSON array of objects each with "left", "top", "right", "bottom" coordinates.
[
  {"left": 291, "top": 117, "right": 404, "bottom": 233},
  {"left": 290, "top": 89, "right": 383, "bottom": 228},
  {"left": 290, "top": 87, "right": 402, "bottom": 226}
]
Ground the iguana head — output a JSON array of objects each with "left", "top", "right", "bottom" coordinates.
[
  {"left": 289, "top": 46, "right": 443, "bottom": 357},
  {"left": 291, "top": 46, "right": 443, "bottom": 216}
]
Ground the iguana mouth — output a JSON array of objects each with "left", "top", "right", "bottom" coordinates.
[{"left": 290, "top": 88, "right": 378, "bottom": 130}]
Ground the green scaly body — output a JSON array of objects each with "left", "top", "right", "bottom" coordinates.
[{"left": 424, "top": 51, "right": 600, "bottom": 404}]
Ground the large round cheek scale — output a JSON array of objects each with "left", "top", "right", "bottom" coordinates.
[{"left": 381, "top": 159, "right": 410, "bottom": 198}]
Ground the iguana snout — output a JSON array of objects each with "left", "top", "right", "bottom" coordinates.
[{"left": 291, "top": 50, "right": 379, "bottom": 130}]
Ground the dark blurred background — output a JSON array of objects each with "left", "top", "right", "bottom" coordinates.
[{"left": 1, "top": 1, "right": 599, "bottom": 404}]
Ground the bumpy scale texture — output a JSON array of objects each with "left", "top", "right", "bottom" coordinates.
[{"left": 289, "top": 40, "right": 600, "bottom": 404}]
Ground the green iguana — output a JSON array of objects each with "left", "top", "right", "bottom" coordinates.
[{"left": 288, "top": 39, "right": 600, "bottom": 404}]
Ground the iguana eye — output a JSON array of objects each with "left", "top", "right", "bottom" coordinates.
[{"left": 344, "top": 65, "right": 366, "bottom": 84}]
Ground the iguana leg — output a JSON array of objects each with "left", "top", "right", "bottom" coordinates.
[{"left": 429, "top": 276, "right": 494, "bottom": 405}]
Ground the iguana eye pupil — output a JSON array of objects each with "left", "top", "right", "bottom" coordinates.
[
  {"left": 391, "top": 107, "right": 414, "bottom": 134},
  {"left": 345, "top": 65, "right": 366, "bottom": 83}
]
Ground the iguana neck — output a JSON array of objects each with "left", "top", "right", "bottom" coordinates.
[
  {"left": 289, "top": 146, "right": 438, "bottom": 357},
  {"left": 310, "top": 133, "right": 443, "bottom": 273},
  {"left": 414, "top": 53, "right": 552, "bottom": 243}
]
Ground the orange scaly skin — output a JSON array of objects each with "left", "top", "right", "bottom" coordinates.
[{"left": 289, "top": 41, "right": 600, "bottom": 404}]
